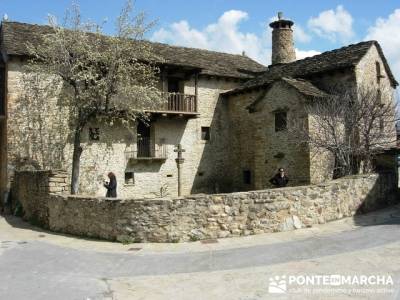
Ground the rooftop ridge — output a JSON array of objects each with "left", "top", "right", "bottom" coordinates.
[
  {"left": 1, "top": 20, "right": 265, "bottom": 65},
  {"left": 0, "top": 20, "right": 266, "bottom": 79},
  {"left": 268, "top": 40, "right": 376, "bottom": 70},
  {"left": 149, "top": 40, "right": 263, "bottom": 60}
]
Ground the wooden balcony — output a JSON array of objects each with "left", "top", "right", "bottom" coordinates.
[
  {"left": 146, "top": 92, "right": 198, "bottom": 117},
  {"left": 125, "top": 137, "right": 168, "bottom": 162}
]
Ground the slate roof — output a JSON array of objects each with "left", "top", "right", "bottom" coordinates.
[
  {"left": 281, "top": 77, "right": 329, "bottom": 98},
  {"left": 0, "top": 21, "right": 266, "bottom": 79},
  {"left": 247, "top": 77, "right": 329, "bottom": 112},
  {"left": 223, "top": 41, "right": 398, "bottom": 95}
]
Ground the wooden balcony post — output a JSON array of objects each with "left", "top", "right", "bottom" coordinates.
[{"left": 195, "top": 73, "right": 198, "bottom": 113}]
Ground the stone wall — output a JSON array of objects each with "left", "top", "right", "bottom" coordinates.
[
  {"left": 12, "top": 170, "right": 68, "bottom": 226},
  {"left": 355, "top": 44, "right": 397, "bottom": 147},
  {"left": 6, "top": 59, "right": 69, "bottom": 173},
  {"left": 271, "top": 27, "right": 296, "bottom": 64},
  {"left": 12, "top": 171, "right": 398, "bottom": 243},
  {"left": 228, "top": 81, "right": 313, "bottom": 191}
]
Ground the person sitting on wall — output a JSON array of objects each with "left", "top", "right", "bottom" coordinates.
[
  {"left": 104, "top": 172, "right": 117, "bottom": 198},
  {"left": 269, "top": 168, "right": 289, "bottom": 188}
]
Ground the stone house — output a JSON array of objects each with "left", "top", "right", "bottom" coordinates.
[{"left": 0, "top": 15, "right": 397, "bottom": 199}]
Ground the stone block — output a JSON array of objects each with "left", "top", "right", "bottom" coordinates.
[
  {"left": 292, "top": 215, "right": 302, "bottom": 229},
  {"left": 48, "top": 186, "right": 63, "bottom": 193},
  {"left": 218, "top": 231, "right": 230, "bottom": 238},
  {"left": 49, "top": 177, "right": 67, "bottom": 183}
]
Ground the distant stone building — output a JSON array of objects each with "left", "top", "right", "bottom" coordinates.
[{"left": 0, "top": 14, "right": 398, "bottom": 199}]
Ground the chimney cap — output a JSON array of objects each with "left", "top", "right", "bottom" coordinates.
[{"left": 269, "top": 12, "right": 293, "bottom": 28}]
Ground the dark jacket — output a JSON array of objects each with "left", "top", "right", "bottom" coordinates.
[
  {"left": 104, "top": 177, "right": 117, "bottom": 198},
  {"left": 269, "top": 173, "right": 289, "bottom": 188}
]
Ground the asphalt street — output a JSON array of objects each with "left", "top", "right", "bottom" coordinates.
[{"left": 0, "top": 207, "right": 400, "bottom": 300}]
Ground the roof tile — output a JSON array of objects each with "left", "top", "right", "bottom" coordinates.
[
  {"left": 224, "top": 41, "right": 397, "bottom": 95},
  {"left": 0, "top": 21, "right": 266, "bottom": 79}
]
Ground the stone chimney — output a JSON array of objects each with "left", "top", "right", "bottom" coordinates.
[{"left": 269, "top": 12, "right": 296, "bottom": 65}]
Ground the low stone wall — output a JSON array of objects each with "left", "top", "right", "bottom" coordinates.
[
  {"left": 12, "top": 170, "right": 68, "bottom": 226},
  {"left": 12, "top": 171, "right": 398, "bottom": 243}
]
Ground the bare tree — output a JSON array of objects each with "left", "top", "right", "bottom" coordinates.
[
  {"left": 291, "top": 85, "right": 397, "bottom": 178},
  {"left": 25, "top": 1, "right": 161, "bottom": 194}
]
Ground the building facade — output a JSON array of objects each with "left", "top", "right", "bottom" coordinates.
[{"left": 0, "top": 15, "right": 397, "bottom": 199}]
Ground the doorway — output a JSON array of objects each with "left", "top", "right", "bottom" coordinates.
[{"left": 137, "top": 121, "right": 151, "bottom": 157}]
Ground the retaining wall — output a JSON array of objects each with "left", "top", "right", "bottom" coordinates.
[{"left": 12, "top": 170, "right": 398, "bottom": 242}]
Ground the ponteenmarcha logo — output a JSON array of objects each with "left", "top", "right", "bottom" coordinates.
[{"left": 268, "top": 275, "right": 287, "bottom": 294}]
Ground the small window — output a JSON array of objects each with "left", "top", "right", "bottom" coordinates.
[
  {"left": 201, "top": 127, "right": 210, "bottom": 141},
  {"left": 125, "top": 172, "right": 134, "bottom": 184},
  {"left": 275, "top": 111, "right": 287, "bottom": 132},
  {"left": 89, "top": 127, "right": 100, "bottom": 141},
  {"left": 243, "top": 170, "right": 251, "bottom": 185}
]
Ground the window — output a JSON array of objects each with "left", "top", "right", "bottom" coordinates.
[
  {"left": 274, "top": 111, "right": 287, "bottom": 132},
  {"left": 201, "top": 127, "right": 210, "bottom": 141},
  {"left": 125, "top": 172, "right": 134, "bottom": 184},
  {"left": 89, "top": 127, "right": 100, "bottom": 141},
  {"left": 243, "top": 170, "right": 251, "bottom": 185}
]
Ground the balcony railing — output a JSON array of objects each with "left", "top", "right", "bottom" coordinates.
[
  {"left": 149, "top": 92, "right": 197, "bottom": 114},
  {"left": 125, "top": 137, "right": 168, "bottom": 161}
]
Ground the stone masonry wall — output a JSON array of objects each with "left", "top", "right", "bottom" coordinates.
[
  {"left": 13, "top": 171, "right": 398, "bottom": 243},
  {"left": 355, "top": 44, "right": 397, "bottom": 147},
  {"left": 271, "top": 28, "right": 296, "bottom": 64},
  {"left": 228, "top": 81, "right": 312, "bottom": 192},
  {"left": 12, "top": 170, "right": 68, "bottom": 226},
  {"left": 6, "top": 59, "right": 70, "bottom": 174},
  {"left": 251, "top": 81, "right": 312, "bottom": 187},
  {"left": 5, "top": 57, "right": 239, "bottom": 198}
]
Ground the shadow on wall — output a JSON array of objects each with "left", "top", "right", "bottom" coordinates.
[
  {"left": 190, "top": 95, "right": 233, "bottom": 194},
  {"left": 354, "top": 170, "right": 399, "bottom": 226},
  {"left": 126, "top": 160, "right": 164, "bottom": 174}
]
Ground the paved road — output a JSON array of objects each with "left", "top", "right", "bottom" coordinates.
[{"left": 1, "top": 207, "right": 400, "bottom": 300}]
